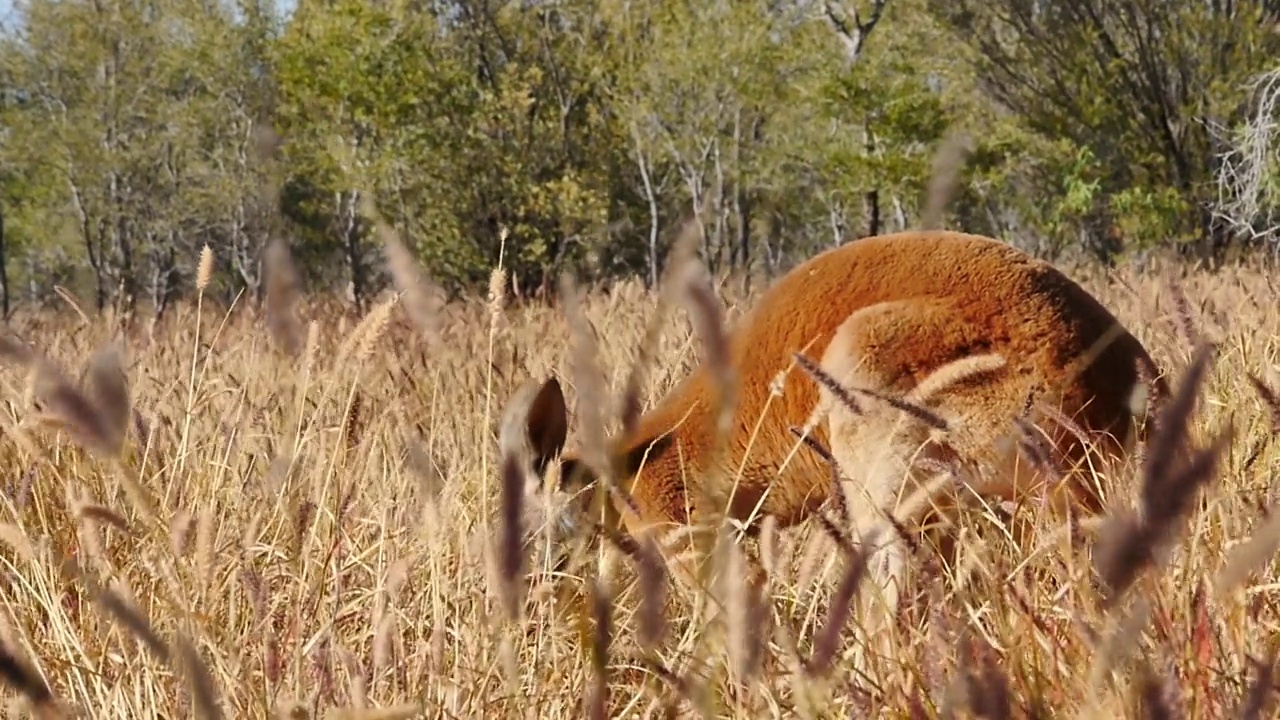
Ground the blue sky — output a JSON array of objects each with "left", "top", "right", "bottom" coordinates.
[{"left": 0, "top": 0, "right": 16, "bottom": 30}]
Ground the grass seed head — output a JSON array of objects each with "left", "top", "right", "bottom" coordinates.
[
  {"left": 264, "top": 238, "right": 304, "bottom": 357},
  {"left": 196, "top": 245, "right": 215, "bottom": 292}
]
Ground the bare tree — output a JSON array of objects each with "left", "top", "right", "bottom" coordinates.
[
  {"left": 820, "top": 0, "right": 889, "bottom": 64},
  {"left": 1213, "top": 66, "right": 1280, "bottom": 252}
]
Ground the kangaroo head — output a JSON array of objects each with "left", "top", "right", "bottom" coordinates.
[{"left": 521, "top": 376, "right": 673, "bottom": 535}]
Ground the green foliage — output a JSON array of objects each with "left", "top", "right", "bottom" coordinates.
[
  {"left": 0, "top": 0, "right": 279, "bottom": 308},
  {"left": 0, "top": 0, "right": 1277, "bottom": 308},
  {"left": 272, "top": 0, "right": 627, "bottom": 292},
  {"left": 814, "top": 53, "right": 949, "bottom": 216},
  {"left": 1110, "top": 186, "right": 1194, "bottom": 251},
  {"left": 929, "top": 0, "right": 1280, "bottom": 260}
]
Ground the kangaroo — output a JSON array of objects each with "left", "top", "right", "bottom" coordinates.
[{"left": 515, "top": 229, "right": 1166, "bottom": 642}]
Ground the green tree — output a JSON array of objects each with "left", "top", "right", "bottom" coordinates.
[
  {"left": 929, "top": 0, "right": 1280, "bottom": 261},
  {"left": 275, "top": 0, "right": 631, "bottom": 297},
  {"left": 0, "top": 0, "right": 282, "bottom": 311}
]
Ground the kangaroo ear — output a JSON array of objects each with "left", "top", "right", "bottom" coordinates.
[{"left": 526, "top": 377, "right": 569, "bottom": 474}]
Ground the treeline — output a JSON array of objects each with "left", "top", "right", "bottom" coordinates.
[{"left": 0, "top": 0, "right": 1278, "bottom": 315}]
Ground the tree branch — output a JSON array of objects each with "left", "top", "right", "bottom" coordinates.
[{"left": 822, "top": 0, "right": 890, "bottom": 64}]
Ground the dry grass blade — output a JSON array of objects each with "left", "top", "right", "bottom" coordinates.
[
  {"left": 1154, "top": 422, "right": 1232, "bottom": 525},
  {"left": 1140, "top": 344, "right": 1213, "bottom": 518},
  {"left": 1086, "top": 596, "right": 1153, "bottom": 692},
  {"left": 620, "top": 215, "right": 700, "bottom": 436},
  {"left": 1092, "top": 509, "right": 1148, "bottom": 605},
  {"left": 815, "top": 513, "right": 857, "bottom": 556},
  {"left": 132, "top": 408, "right": 151, "bottom": 447},
  {"left": 497, "top": 451, "right": 525, "bottom": 622},
  {"left": 806, "top": 529, "right": 876, "bottom": 676},
  {"left": 1166, "top": 278, "right": 1200, "bottom": 348},
  {"left": 1135, "top": 659, "right": 1179, "bottom": 720},
  {"left": 369, "top": 194, "right": 444, "bottom": 345},
  {"left": 9, "top": 206, "right": 1280, "bottom": 716},
  {"left": 264, "top": 239, "right": 304, "bottom": 357},
  {"left": 559, "top": 274, "right": 608, "bottom": 480},
  {"left": 1214, "top": 503, "right": 1280, "bottom": 597},
  {"left": 1014, "top": 416, "right": 1064, "bottom": 484},
  {"left": 852, "top": 384, "right": 950, "bottom": 431},
  {"left": 342, "top": 391, "right": 363, "bottom": 451},
  {"left": 1236, "top": 653, "right": 1276, "bottom": 720},
  {"left": 337, "top": 294, "right": 396, "bottom": 371},
  {"left": 0, "top": 643, "right": 53, "bottom": 707},
  {"left": 0, "top": 523, "right": 36, "bottom": 563},
  {"left": 634, "top": 532, "right": 667, "bottom": 651},
  {"left": 789, "top": 425, "right": 837, "bottom": 465},
  {"left": 384, "top": 236, "right": 444, "bottom": 344},
  {"left": 714, "top": 535, "right": 768, "bottom": 685},
  {"left": 404, "top": 443, "right": 442, "bottom": 504},
  {"left": 1247, "top": 373, "right": 1280, "bottom": 431},
  {"left": 961, "top": 640, "right": 1013, "bottom": 720},
  {"left": 920, "top": 131, "right": 973, "bottom": 231},
  {"left": 798, "top": 346, "right": 954, "bottom": 436},
  {"left": 84, "top": 342, "right": 131, "bottom": 454},
  {"left": 33, "top": 361, "right": 119, "bottom": 458},
  {"left": 86, "top": 577, "right": 171, "bottom": 662},
  {"left": 76, "top": 503, "right": 130, "bottom": 533},
  {"left": 788, "top": 426, "right": 851, "bottom": 528},
  {"left": 1095, "top": 424, "right": 1232, "bottom": 609},
  {"left": 170, "top": 510, "right": 193, "bottom": 558},
  {"left": 680, "top": 263, "right": 735, "bottom": 439},
  {"left": 323, "top": 706, "right": 424, "bottom": 720},
  {"left": 639, "top": 657, "right": 698, "bottom": 709},
  {"left": 176, "top": 634, "right": 224, "bottom": 720},
  {"left": 585, "top": 576, "right": 612, "bottom": 720},
  {"left": 53, "top": 286, "right": 90, "bottom": 325},
  {"left": 593, "top": 514, "right": 641, "bottom": 557},
  {"left": 794, "top": 352, "right": 862, "bottom": 415},
  {"left": 0, "top": 334, "right": 35, "bottom": 367},
  {"left": 104, "top": 602, "right": 170, "bottom": 664}
]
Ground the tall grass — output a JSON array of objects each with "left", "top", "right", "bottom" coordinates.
[{"left": 0, "top": 247, "right": 1276, "bottom": 718}]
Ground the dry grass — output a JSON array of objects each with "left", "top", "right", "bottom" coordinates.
[{"left": 0, "top": 248, "right": 1277, "bottom": 719}]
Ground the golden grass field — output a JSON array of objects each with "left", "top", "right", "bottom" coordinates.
[{"left": 0, "top": 245, "right": 1278, "bottom": 719}]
